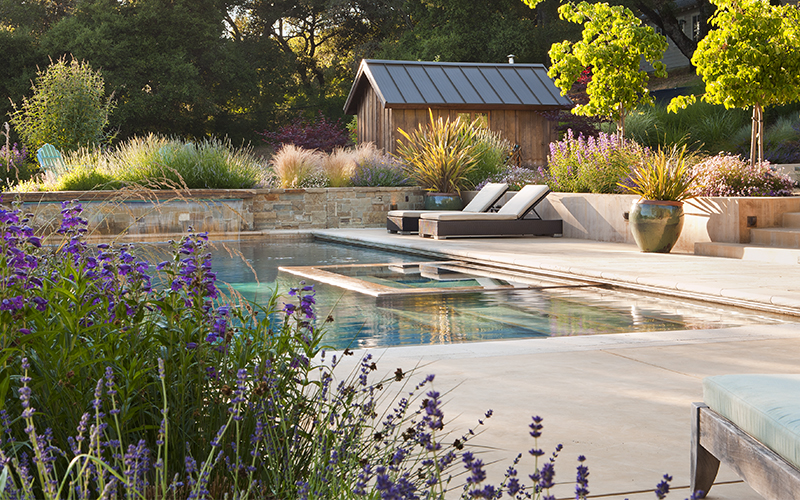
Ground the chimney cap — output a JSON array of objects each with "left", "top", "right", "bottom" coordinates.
[{"left": 507, "top": 54, "right": 516, "bottom": 64}]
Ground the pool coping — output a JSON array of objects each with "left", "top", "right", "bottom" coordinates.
[{"left": 311, "top": 229, "right": 800, "bottom": 318}]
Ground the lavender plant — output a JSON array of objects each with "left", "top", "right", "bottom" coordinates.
[
  {"left": 1, "top": 201, "right": 700, "bottom": 499},
  {"left": 544, "top": 129, "right": 649, "bottom": 193}
]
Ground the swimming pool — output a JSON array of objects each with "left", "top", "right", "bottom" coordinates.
[{"left": 207, "top": 240, "right": 788, "bottom": 349}]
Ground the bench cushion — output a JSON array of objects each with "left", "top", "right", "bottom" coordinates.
[{"left": 704, "top": 374, "right": 800, "bottom": 470}]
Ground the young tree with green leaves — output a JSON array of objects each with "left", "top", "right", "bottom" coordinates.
[
  {"left": 523, "top": 0, "right": 667, "bottom": 141},
  {"left": 10, "top": 55, "right": 114, "bottom": 153},
  {"left": 668, "top": 0, "right": 800, "bottom": 166}
]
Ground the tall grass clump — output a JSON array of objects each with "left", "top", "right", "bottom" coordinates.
[
  {"left": 396, "top": 112, "right": 477, "bottom": 194},
  {"left": 731, "top": 117, "right": 800, "bottom": 164},
  {"left": 107, "top": 134, "right": 265, "bottom": 189},
  {"left": 624, "top": 101, "right": 750, "bottom": 153},
  {"left": 545, "top": 129, "right": 648, "bottom": 193},
  {"left": 321, "top": 147, "right": 356, "bottom": 187},
  {"left": 270, "top": 143, "right": 326, "bottom": 188},
  {"left": 350, "top": 142, "right": 410, "bottom": 187},
  {"left": 691, "top": 154, "right": 795, "bottom": 197}
]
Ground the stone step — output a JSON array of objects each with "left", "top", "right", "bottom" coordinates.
[
  {"left": 750, "top": 227, "right": 800, "bottom": 248},
  {"left": 782, "top": 212, "right": 800, "bottom": 228},
  {"left": 695, "top": 242, "right": 800, "bottom": 265}
]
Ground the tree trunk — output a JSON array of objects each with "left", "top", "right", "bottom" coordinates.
[
  {"left": 618, "top": 102, "right": 626, "bottom": 147},
  {"left": 750, "top": 104, "right": 764, "bottom": 166}
]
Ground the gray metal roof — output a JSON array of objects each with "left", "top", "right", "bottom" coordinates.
[{"left": 343, "top": 59, "right": 573, "bottom": 114}]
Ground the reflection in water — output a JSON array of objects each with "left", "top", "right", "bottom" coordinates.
[{"left": 202, "top": 240, "right": 787, "bottom": 350}]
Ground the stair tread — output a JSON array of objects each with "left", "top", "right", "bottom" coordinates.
[{"left": 750, "top": 227, "right": 800, "bottom": 233}]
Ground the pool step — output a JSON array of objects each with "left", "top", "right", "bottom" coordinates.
[{"left": 694, "top": 242, "right": 800, "bottom": 265}]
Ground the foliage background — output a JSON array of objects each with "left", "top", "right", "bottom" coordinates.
[{"left": 0, "top": 0, "right": 582, "bottom": 145}]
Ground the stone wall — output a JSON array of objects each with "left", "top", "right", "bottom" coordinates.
[{"left": 0, "top": 187, "right": 425, "bottom": 236}]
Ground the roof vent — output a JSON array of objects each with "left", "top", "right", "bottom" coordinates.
[{"left": 507, "top": 54, "right": 516, "bottom": 64}]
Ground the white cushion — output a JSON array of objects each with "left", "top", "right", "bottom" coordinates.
[
  {"left": 462, "top": 183, "right": 508, "bottom": 212},
  {"left": 420, "top": 212, "right": 518, "bottom": 221},
  {"left": 387, "top": 210, "right": 460, "bottom": 217},
  {"left": 497, "top": 185, "right": 549, "bottom": 217}
]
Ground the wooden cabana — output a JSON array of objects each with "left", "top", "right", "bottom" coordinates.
[{"left": 343, "top": 59, "right": 573, "bottom": 166}]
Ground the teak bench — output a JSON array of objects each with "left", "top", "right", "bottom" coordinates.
[{"left": 691, "top": 374, "right": 800, "bottom": 499}]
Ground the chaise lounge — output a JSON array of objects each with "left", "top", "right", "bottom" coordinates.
[
  {"left": 386, "top": 183, "right": 509, "bottom": 234},
  {"left": 691, "top": 374, "right": 800, "bottom": 499},
  {"left": 417, "top": 184, "right": 562, "bottom": 239}
]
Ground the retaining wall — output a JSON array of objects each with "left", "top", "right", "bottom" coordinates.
[
  {"left": 3, "top": 188, "right": 799, "bottom": 254},
  {"left": 1, "top": 187, "right": 425, "bottom": 236}
]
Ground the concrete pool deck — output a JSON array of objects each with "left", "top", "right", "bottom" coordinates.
[{"left": 311, "top": 229, "right": 800, "bottom": 499}]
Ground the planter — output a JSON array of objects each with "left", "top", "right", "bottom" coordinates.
[
  {"left": 424, "top": 192, "right": 463, "bottom": 210},
  {"left": 629, "top": 199, "right": 684, "bottom": 253}
]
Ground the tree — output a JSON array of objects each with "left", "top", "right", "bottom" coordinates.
[
  {"left": 669, "top": 0, "right": 800, "bottom": 165},
  {"left": 380, "top": 0, "right": 578, "bottom": 65},
  {"left": 10, "top": 55, "right": 113, "bottom": 152},
  {"left": 535, "top": 1, "right": 667, "bottom": 140},
  {"left": 41, "top": 0, "right": 290, "bottom": 142}
]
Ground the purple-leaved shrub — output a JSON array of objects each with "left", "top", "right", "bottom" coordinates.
[
  {"left": 259, "top": 111, "right": 350, "bottom": 153},
  {"left": 691, "top": 154, "right": 796, "bottom": 197}
]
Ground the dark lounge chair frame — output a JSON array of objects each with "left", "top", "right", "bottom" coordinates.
[
  {"left": 690, "top": 402, "right": 800, "bottom": 499},
  {"left": 387, "top": 183, "right": 509, "bottom": 234},
  {"left": 418, "top": 191, "right": 562, "bottom": 239}
]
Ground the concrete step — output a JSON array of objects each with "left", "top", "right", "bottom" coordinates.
[
  {"left": 749, "top": 227, "right": 800, "bottom": 248},
  {"left": 782, "top": 212, "right": 800, "bottom": 228},
  {"left": 695, "top": 241, "right": 800, "bottom": 265}
]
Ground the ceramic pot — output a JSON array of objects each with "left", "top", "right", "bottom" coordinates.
[
  {"left": 424, "top": 192, "right": 462, "bottom": 210},
  {"left": 629, "top": 200, "right": 684, "bottom": 253}
]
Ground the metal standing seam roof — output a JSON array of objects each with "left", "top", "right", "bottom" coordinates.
[{"left": 343, "top": 59, "right": 573, "bottom": 114}]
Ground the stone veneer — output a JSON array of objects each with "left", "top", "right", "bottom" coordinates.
[
  {"left": 4, "top": 188, "right": 798, "bottom": 254},
  {"left": 0, "top": 187, "right": 425, "bottom": 236}
]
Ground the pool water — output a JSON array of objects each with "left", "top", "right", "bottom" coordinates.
[{"left": 206, "top": 240, "right": 787, "bottom": 349}]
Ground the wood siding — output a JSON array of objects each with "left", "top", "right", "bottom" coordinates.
[{"left": 377, "top": 107, "right": 554, "bottom": 166}]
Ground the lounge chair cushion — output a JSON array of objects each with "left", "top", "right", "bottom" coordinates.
[
  {"left": 420, "top": 184, "right": 550, "bottom": 221},
  {"left": 387, "top": 183, "right": 508, "bottom": 218},
  {"left": 461, "top": 182, "right": 509, "bottom": 212},
  {"left": 419, "top": 212, "right": 519, "bottom": 221},
  {"left": 703, "top": 374, "right": 800, "bottom": 470},
  {"left": 496, "top": 184, "right": 549, "bottom": 216}
]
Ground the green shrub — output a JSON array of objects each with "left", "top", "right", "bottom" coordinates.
[
  {"left": 545, "top": 130, "right": 648, "bottom": 193},
  {"left": 9, "top": 56, "right": 114, "bottom": 153},
  {"left": 463, "top": 126, "right": 510, "bottom": 188}
]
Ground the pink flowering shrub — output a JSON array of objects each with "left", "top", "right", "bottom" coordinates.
[{"left": 691, "top": 154, "right": 796, "bottom": 197}]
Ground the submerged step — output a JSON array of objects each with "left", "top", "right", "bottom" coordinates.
[{"left": 695, "top": 241, "right": 800, "bottom": 265}]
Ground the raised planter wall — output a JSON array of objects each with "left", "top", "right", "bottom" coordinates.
[
  {"left": 537, "top": 193, "right": 800, "bottom": 253},
  {"left": 1, "top": 187, "right": 425, "bottom": 236},
  {"left": 4, "top": 188, "right": 798, "bottom": 254}
]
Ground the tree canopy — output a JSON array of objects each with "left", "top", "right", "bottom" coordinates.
[
  {"left": 545, "top": 1, "right": 667, "bottom": 139},
  {"left": 669, "top": 0, "right": 800, "bottom": 164}
]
